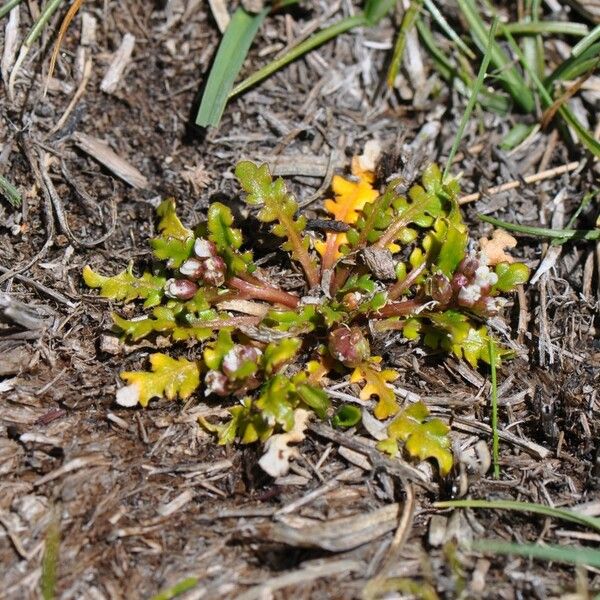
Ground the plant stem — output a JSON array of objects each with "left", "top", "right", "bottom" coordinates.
[
  {"left": 489, "top": 337, "right": 500, "bottom": 479},
  {"left": 443, "top": 17, "right": 498, "bottom": 181},
  {"left": 387, "top": 262, "right": 427, "bottom": 301},
  {"left": 229, "top": 276, "right": 299, "bottom": 308},
  {"left": 371, "top": 299, "right": 422, "bottom": 319},
  {"left": 479, "top": 214, "right": 600, "bottom": 242},
  {"left": 277, "top": 212, "right": 320, "bottom": 288}
]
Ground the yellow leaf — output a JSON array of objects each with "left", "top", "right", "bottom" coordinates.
[
  {"left": 319, "top": 160, "right": 378, "bottom": 269},
  {"left": 378, "top": 401, "right": 453, "bottom": 476},
  {"left": 351, "top": 363, "right": 399, "bottom": 419},
  {"left": 119, "top": 353, "right": 200, "bottom": 407}
]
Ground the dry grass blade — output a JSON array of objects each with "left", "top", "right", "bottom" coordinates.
[{"left": 45, "top": 0, "right": 83, "bottom": 95}]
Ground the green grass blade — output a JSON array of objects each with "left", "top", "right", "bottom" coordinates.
[
  {"left": 489, "top": 338, "right": 499, "bottom": 479},
  {"left": 563, "top": 190, "right": 597, "bottom": 231},
  {"left": 545, "top": 42, "right": 600, "bottom": 86},
  {"left": 443, "top": 18, "right": 498, "bottom": 180},
  {"left": 229, "top": 13, "right": 367, "bottom": 99},
  {"left": 24, "top": 0, "right": 64, "bottom": 47},
  {"left": 423, "top": 0, "right": 475, "bottom": 59},
  {"left": 572, "top": 23, "right": 600, "bottom": 56},
  {"left": 416, "top": 19, "right": 510, "bottom": 113},
  {"left": 0, "top": 174, "right": 21, "bottom": 207},
  {"left": 196, "top": 7, "right": 269, "bottom": 127},
  {"left": 0, "top": 0, "right": 22, "bottom": 19},
  {"left": 478, "top": 214, "right": 600, "bottom": 242},
  {"left": 364, "top": 0, "right": 396, "bottom": 26},
  {"left": 499, "top": 123, "right": 536, "bottom": 150},
  {"left": 435, "top": 498, "right": 600, "bottom": 533},
  {"left": 151, "top": 577, "right": 199, "bottom": 600},
  {"left": 8, "top": 0, "right": 65, "bottom": 98},
  {"left": 501, "top": 21, "right": 588, "bottom": 37},
  {"left": 502, "top": 28, "right": 600, "bottom": 156},
  {"left": 387, "top": 0, "right": 423, "bottom": 87},
  {"left": 41, "top": 517, "right": 60, "bottom": 600},
  {"left": 456, "top": 0, "right": 535, "bottom": 112},
  {"left": 471, "top": 539, "right": 600, "bottom": 567}
]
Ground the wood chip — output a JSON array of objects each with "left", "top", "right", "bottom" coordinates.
[
  {"left": 236, "top": 559, "right": 364, "bottom": 600},
  {"left": 34, "top": 454, "right": 111, "bottom": 487},
  {"left": 1, "top": 5, "right": 19, "bottom": 85},
  {"left": 362, "top": 247, "right": 396, "bottom": 281},
  {"left": 101, "top": 33, "right": 135, "bottom": 94},
  {"left": 249, "top": 504, "right": 400, "bottom": 552},
  {"left": 157, "top": 490, "right": 194, "bottom": 517},
  {"left": 73, "top": 132, "right": 148, "bottom": 188},
  {"left": 208, "top": 0, "right": 230, "bottom": 33}
]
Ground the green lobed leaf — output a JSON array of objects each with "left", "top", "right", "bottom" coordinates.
[
  {"left": 151, "top": 199, "right": 194, "bottom": 268},
  {"left": 207, "top": 202, "right": 254, "bottom": 275},
  {"left": 203, "top": 329, "right": 234, "bottom": 370},
  {"left": 263, "top": 306, "right": 318, "bottom": 332},
  {"left": 296, "top": 383, "right": 329, "bottom": 419},
  {"left": 235, "top": 161, "right": 318, "bottom": 287},
  {"left": 255, "top": 375, "right": 296, "bottom": 431},
  {"left": 332, "top": 404, "right": 361, "bottom": 428},
  {"left": 493, "top": 262, "right": 530, "bottom": 293},
  {"left": 263, "top": 338, "right": 302, "bottom": 375},
  {"left": 83, "top": 265, "right": 165, "bottom": 308},
  {"left": 338, "top": 273, "right": 377, "bottom": 295}
]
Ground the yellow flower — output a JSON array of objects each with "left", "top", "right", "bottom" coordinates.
[{"left": 317, "top": 158, "right": 379, "bottom": 270}]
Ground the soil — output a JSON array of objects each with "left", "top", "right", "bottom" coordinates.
[{"left": 1, "top": 1, "right": 599, "bottom": 599}]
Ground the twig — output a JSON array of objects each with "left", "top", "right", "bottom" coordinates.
[
  {"left": 458, "top": 161, "right": 581, "bottom": 205},
  {"left": 0, "top": 266, "right": 76, "bottom": 307},
  {"left": 49, "top": 55, "right": 93, "bottom": 135},
  {"left": 308, "top": 422, "right": 435, "bottom": 490},
  {"left": 0, "top": 141, "right": 55, "bottom": 286},
  {"left": 39, "top": 152, "right": 116, "bottom": 248},
  {"left": 364, "top": 483, "right": 415, "bottom": 593}
]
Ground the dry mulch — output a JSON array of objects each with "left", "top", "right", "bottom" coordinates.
[{"left": 1, "top": 2, "right": 599, "bottom": 598}]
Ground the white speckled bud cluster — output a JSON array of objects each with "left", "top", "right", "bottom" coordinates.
[
  {"left": 431, "top": 254, "right": 506, "bottom": 316},
  {"left": 165, "top": 238, "right": 227, "bottom": 300},
  {"left": 205, "top": 345, "right": 263, "bottom": 397}
]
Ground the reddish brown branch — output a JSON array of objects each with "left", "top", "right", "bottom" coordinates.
[
  {"left": 387, "top": 262, "right": 427, "bottom": 301},
  {"left": 372, "top": 299, "right": 422, "bottom": 319},
  {"left": 228, "top": 276, "right": 299, "bottom": 309}
]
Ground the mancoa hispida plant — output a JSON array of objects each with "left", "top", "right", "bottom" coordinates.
[{"left": 84, "top": 156, "right": 529, "bottom": 477}]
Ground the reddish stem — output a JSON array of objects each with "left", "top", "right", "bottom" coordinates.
[
  {"left": 191, "top": 316, "right": 262, "bottom": 329},
  {"left": 229, "top": 276, "right": 299, "bottom": 309},
  {"left": 321, "top": 233, "right": 339, "bottom": 273},
  {"left": 387, "top": 262, "right": 427, "bottom": 301},
  {"left": 371, "top": 299, "right": 422, "bottom": 319},
  {"left": 278, "top": 212, "right": 320, "bottom": 288}
]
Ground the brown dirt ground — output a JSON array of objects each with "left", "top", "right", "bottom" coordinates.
[{"left": 1, "top": 1, "right": 599, "bottom": 598}]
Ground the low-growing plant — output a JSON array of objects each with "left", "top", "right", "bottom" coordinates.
[{"left": 84, "top": 154, "right": 529, "bottom": 476}]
